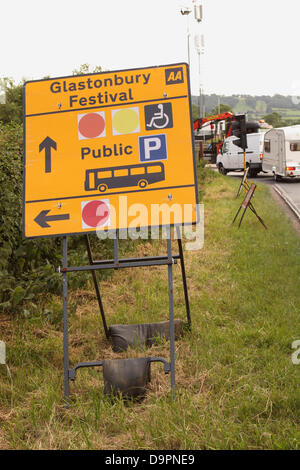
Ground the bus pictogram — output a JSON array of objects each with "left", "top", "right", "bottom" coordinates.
[{"left": 84, "top": 162, "right": 165, "bottom": 193}]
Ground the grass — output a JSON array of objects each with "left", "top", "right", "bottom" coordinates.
[{"left": 0, "top": 165, "right": 300, "bottom": 450}]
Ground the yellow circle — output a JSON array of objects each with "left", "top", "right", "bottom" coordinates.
[{"left": 113, "top": 108, "right": 139, "bottom": 134}]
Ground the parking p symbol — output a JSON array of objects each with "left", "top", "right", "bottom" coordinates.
[
  {"left": 144, "top": 137, "right": 161, "bottom": 159},
  {"left": 139, "top": 135, "right": 168, "bottom": 162}
]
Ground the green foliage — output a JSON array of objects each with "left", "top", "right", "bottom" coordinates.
[
  {"left": 42, "top": 299, "right": 77, "bottom": 327},
  {"left": 263, "top": 112, "right": 287, "bottom": 128},
  {"left": 197, "top": 160, "right": 219, "bottom": 202},
  {"left": 209, "top": 103, "right": 233, "bottom": 116},
  {"left": 0, "top": 79, "right": 23, "bottom": 125},
  {"left": 192, "top": 104, "right": 199, "bottom": 120},
  {"left": 192, "top": 103, "right": 233, "bottom": 121},
  {"left": 72, "top": 63, "right": 103, "bottom": 76}
]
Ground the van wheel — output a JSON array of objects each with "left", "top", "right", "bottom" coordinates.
[
  {"left": 274, "top": 173, "right": 282, "bottom": 182},
  {"left": 138, "top": 179, "right": 148, "bottom": 189},
  {"left": 98, "top": 183, "right": 108, "bottom": 192},
  {"left": 248, "top": 169, "right": 259, "bottom": 178},
  {"left": 218, "top": 164, "right": 228, "bottom": 175}
]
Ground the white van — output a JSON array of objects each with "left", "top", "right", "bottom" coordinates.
[
  {"left": 217, "top": 132, "right": 265, "bottom": 177},
  {"left": 262, "top": 126, "right": 300, "bottom": 180}
]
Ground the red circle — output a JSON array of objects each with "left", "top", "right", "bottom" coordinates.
[
  {"left": 78, "top": 113, "right": 105, "bottom": 138},
  {"left": 82, "top": 200, "right": 109, "bottom": 227}
]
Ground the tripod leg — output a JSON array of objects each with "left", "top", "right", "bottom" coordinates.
[
  {"left": 238, "top": 207, "right": 248, "bottom": 228},
  {"left": 249, "top": 204, "right": 267, "bottom": 230},
  {"left": 176, "top": 226, "right": 191, "bottom": 327},
  {"left": 85, "top": 235, "right": 109, "bottom": 339},
  {"left": 232, "top": 205, "right": 242, "bottom": 225}
]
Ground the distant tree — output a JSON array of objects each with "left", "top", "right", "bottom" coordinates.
[
  {"left": 255, "top": 100, "right": 267, "bottom": 114},
  {"left": 245, "top": 96, "right": 257, "bottom": 108},
  {"left": 72, "top": 63, "right": 103, "bottom": 75},
  {"left": 271, "top": 94, "right": 292, "bottom": 109},
  {"left": 209, "top": 103, "right": 233, "bottom": 115},
  {"left": 0, "top": 79, "right": 23, "bottom": 124},
  {"left": 263, "top": 112, "right": 287, "bottom": 128},
  {"left": 192, "top": 104, "right": 200, "bottom": 120}
]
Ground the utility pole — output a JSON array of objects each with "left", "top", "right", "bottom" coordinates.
[
  {"left": 180, "top": 7, "right": 192, "bottom": 66},
  {"left": 193, "top": 1, "right": 203, "bottom": 117},
  {"left": 194, "top": 33, "right": 204, "bottom": 119}
]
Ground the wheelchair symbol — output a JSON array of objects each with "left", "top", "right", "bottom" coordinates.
[{"left": 145, "top": 103, "right": 173, "bottom": 131}]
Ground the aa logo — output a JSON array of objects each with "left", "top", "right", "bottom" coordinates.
[{"left": 165, "top": 67, "right": 184, "bottom": 85}]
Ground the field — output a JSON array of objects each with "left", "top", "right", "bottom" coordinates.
[
  {"left": 0, "top": 165, "right": 300, "bottom": 450},
  {"left": 272, "top": 108, "right": 300, "bottom": 119}
]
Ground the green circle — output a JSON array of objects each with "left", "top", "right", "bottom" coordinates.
[{"left": 113, "top": 108, "right": 139, "bottom": 134}]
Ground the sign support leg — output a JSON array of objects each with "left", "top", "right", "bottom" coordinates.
[
  {"left": 62, "top": 236, "right": 70, "bottom": 403},
  {"left": 238, "top": 207, "right": 248, "bottom": 228},
  {"left": 176, "top": 226, "right": 191, "bottom": 327},
  {"left": 114, "top": 236, "right": 119, "bottom": 267},
  {"left": 167, "top": 228, "right": 175, "bottom": 400},
  {"left": 249, "top": 203, "right": 268, "bottom": 230},
  {"left": 232, "top": 205, "right": 243, "bottom": 225},
  {"left": 85, "top": 235, "right": 109, "bottom": 339}
]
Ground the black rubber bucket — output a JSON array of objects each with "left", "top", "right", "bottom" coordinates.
[
  {"left": 109, "top": 320, "right": 184, "bottom": 352},
  {"left": 69, "top": 356, "right": 170, "bottom": 399},
  {"left": 103, "top": 357, "right": 170, "bottom": 399}
]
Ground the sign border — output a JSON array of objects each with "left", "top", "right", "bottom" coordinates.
[{"left": 23, "top": 62, "right": 199, "bottom": 239}]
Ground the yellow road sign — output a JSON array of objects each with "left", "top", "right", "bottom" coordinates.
[{"left": 23, "top": 63, "right": 198, "bottom": 238}]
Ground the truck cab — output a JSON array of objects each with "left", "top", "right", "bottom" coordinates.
[{"left": 217, "top": 132, "right": 265, "bottom": 177}]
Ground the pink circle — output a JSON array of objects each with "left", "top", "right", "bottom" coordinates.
[
  {"left": 78, "top": 113, "right": 105, "bottom": 138},
  {"left": 82, "top": 200, "right": 109, "bottom": 227}
]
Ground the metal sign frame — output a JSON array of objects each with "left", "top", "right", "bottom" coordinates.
[{"left": 60, "top": 227, "right": 191, "bottom": 402}]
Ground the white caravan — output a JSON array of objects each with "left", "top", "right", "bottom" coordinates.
[
  {"left": 262, "top": 126, "right": 300, "bottom": 180},
  {"left": 217, "top": 132, "right": 265, "bottom": 177}
]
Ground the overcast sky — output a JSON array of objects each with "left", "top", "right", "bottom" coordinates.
[{"left": 1, "top": 0, "right": 300, "bottom": 97}]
